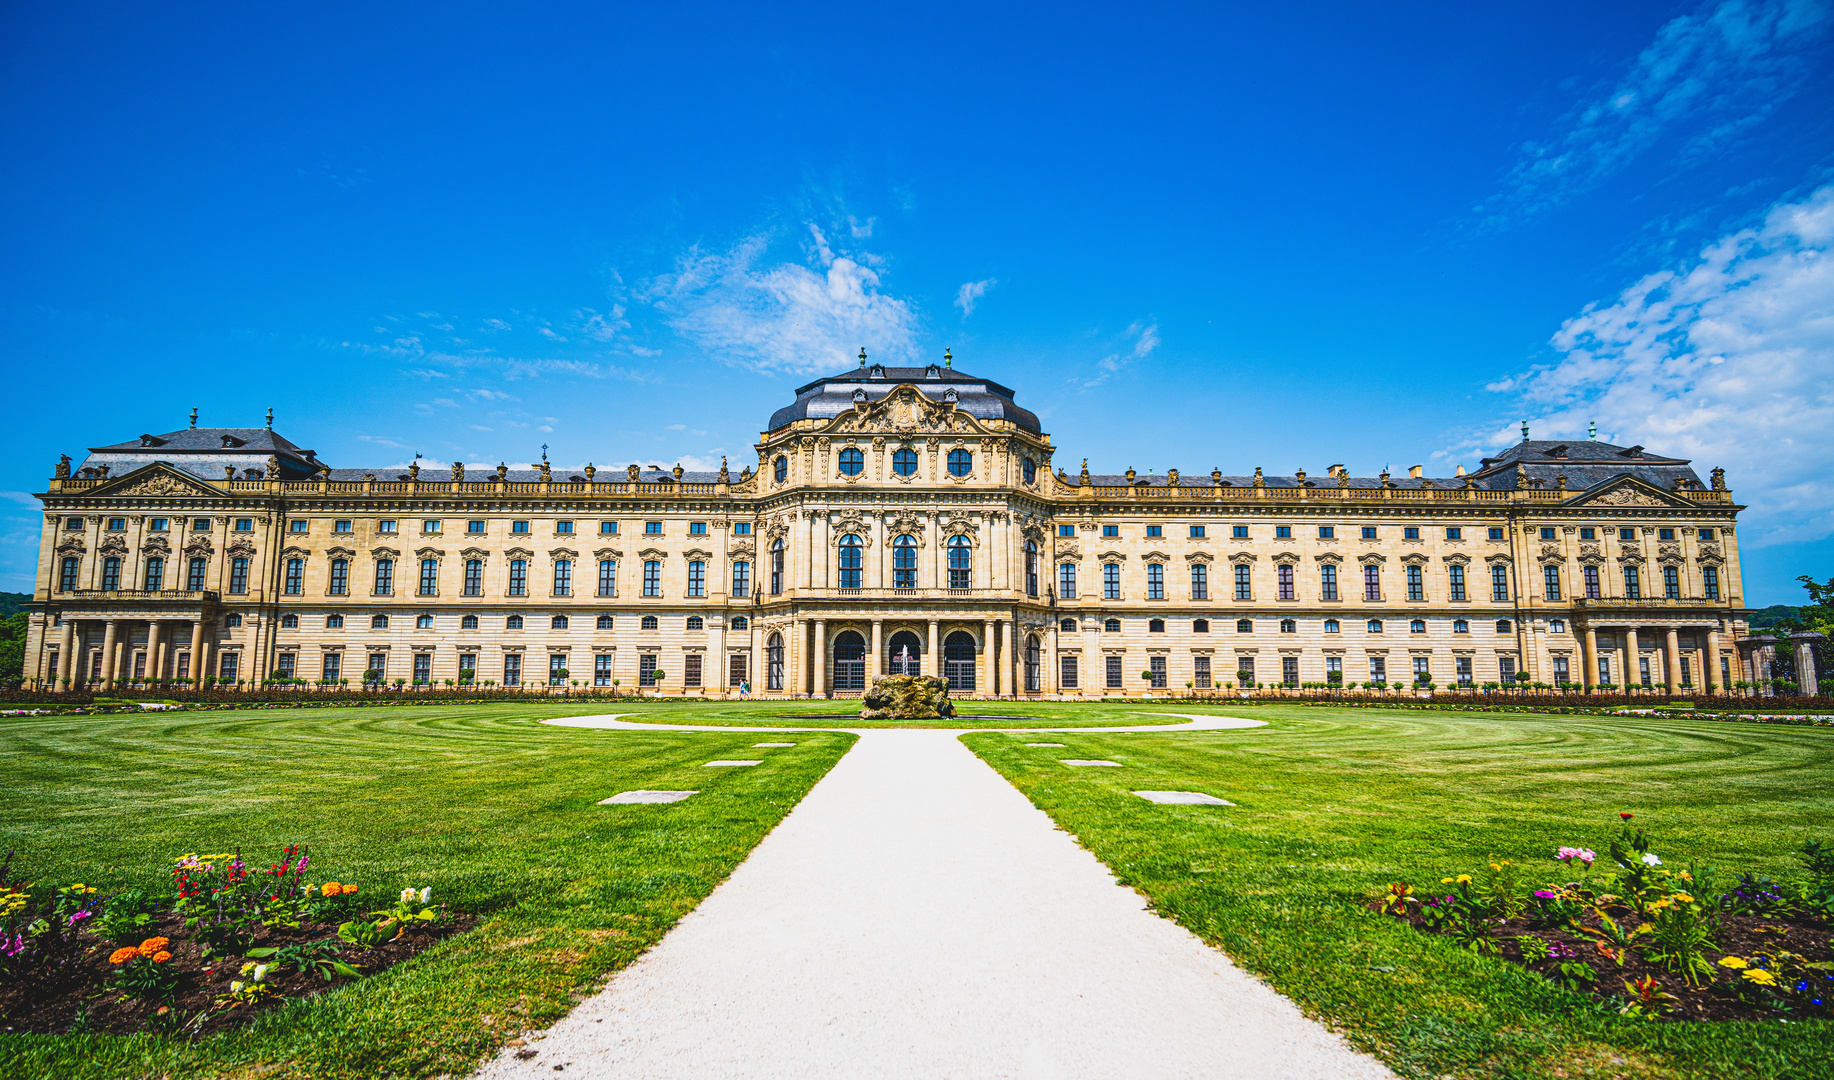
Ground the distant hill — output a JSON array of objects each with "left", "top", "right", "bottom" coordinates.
[
  {"left": 0, "top": 592, "right": 28, "bottom": 618},
  {"left": 1747, "top": 605, "right": 1802, "bottom": 629}
]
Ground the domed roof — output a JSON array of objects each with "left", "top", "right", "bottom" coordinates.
[{"left": 766, "top": 362, "right": 1041, "bottom": 434}]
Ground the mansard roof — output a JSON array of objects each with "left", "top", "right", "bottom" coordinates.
[
  {"left": 1466, "top": 439, "right": 1704, "bottom": 492},
  {"left": 767, "top": 363, "right": 1042, "bottom": 435},
  {"left": 79, "top": 426, "right": 324, "bottom": 481}
]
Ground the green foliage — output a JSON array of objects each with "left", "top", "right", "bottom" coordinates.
[
  {"left": 1643, "top": 896, "right": 1717, "bottom": 986},
  {"left": 0, "top": 610, "right": 29, "bottom": 686},
  {"left": 244, "top": 939, "right": 362, "bottom": 981},
  {"left": 336, "top": 917, "right": 393, "bottom": 949},
  {"left": 93, "top": 886, "right": 161, "bottom": 944}
]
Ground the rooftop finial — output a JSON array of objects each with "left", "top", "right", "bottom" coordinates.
[
  {"left": 188, "top": 407, "right": 198, "bottom": 429},
  {"left": 541, "top": 443, "right": 549, "bottom": 463},
  {"left": 858, "top": 346, "right": 867, "bottom": 367},
  {"left": 943, "top": 348, "right": 952, "bottom": 368},
  {"left": 1521, "top": 419, "right": 1529, "bottom": 442},
  {"left": 265, "top": 407, "right": 274, "bottom": 430},
  {"left": 1588, "top": 420, "right": 1597, "bottom": 440}
]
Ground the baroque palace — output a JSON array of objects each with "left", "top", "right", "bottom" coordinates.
[{"left": 24, "top": 359, "right": 1750, "bottom": 697}]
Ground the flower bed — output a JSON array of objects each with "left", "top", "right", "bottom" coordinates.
[
  {"left": 1375, "top": 816, "right": 1834, "bottom": 1020},
  {"left": 1, "top": 846, "right": 473, "bottom": 1035}
]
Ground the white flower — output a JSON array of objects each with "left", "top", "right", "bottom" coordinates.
[
  {"left": 1641, "top": 853, "right": 1662, "bottom": 866},
  {"left": 252, "top": 964, "right": 269, "bottom": 983},
  {"left": 400, "top": 888, "right": 417, "bottom": 903},
  {"left": 418, "top": 887, "right": 433, "bottom": 905},
  {"left": 229, "top": 980, "right": 245, "bottom": 993}
]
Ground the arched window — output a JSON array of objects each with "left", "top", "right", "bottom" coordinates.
[
  {"left": 892, "top": 447, "right": 918, "bottom": 476},
  {"left": 947, "top": 448, "right": 972, "bottom": 477},
  {"left": 1495, "top": 619, "right": 1513, "bottom": 633},
  {"left": 943, "top": 630, "right": 977, "bottom": 691},
  {"left": 641, "top": 615, "right": 658, "bottom": 630},
  {"left": 552, "top": 615, "right": 569, "bottom": 630},
  {"left": 837, "top": 534, "right": 863, "bottom": 589},
  {"left": 1323, "top": 618, "right": 1340, "bottom": 633},
  {"left": 506, "top": 615, "right": 523, "bottom": 630},
  {"left": 371, "top": 615, "right": 389, "bottom": 629},
  {"left": 687, "top": 616, "right": 704, "bottom": 630},
  {"left": 326, "top": 614, "right": 345, "bottom": 629},
  {"left": 460, "top": 614, "right": 478, "bottom": 629},
  {"left": 838, "top": 447, "right": 864, "bottom": 476},
  {"left": 1367, "top": 619, "right": 1384, "bottom": 633},
  {"left": 947, "top": 535, "right": 972, "bottom": 589},
  {"left": 596, "top": 615, "right": 614, "bottom": 630},
  {"left": 893, "top": 534, "right": 917, "bottom": 589},
  {"left": 1236, "top": 619, "right": 1253, "bottom": 633},
  {"left": 417, "top": 614, "right": 435, "bottom": 629},
  {"left": 1410, "top": 618, "right": 1426, "bottom": 634},
  {"left": 771, "top": 539, "right": 785, "bottom": 595},
  {"left": 1104, "top": 618, "right": 1121, "bottom": 632},
  {"left": 1148, "top": 619, "right": 1165, "bottom": 633},
  {"left": 888, "top": 630, "right": 922, "bottom": 676},
  {"left": 1025, "top": 540, "right": 1038, "bottom": 597},
  {"left": 1193, "top": 619, "right": 1209, "bottom": 633},
  {"left": 730, "top": 615, "right": 748, "bottom": 630},
  {"left": 1280, "top": 618, "right": 1296, "bottom": 633},
  {"left": 773, "top": 455, "right": 788, "bottom": 482},
  {"left": 833, "top": 630, "right": 866, "bottom": 691},
  {"left": 280, "top": 613, "right": 299, "bottom": 628},
  {"left": 1025, "top": 635, "right": 1041, "bottom": 692},
  {"left": 767, "top": 633, "right": 785, "bottom": 689},
  {"left": 1022, "top": 458, "right": 1037, "bottom": 484},
  {"left": 1060, "top": 618, "right": 1077, "bottom": 632}
]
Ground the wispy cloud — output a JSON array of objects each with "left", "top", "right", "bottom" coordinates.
[
  {"left": 1081, "top": 320, "right": 1161, "bottom": 389},
  {"left": 1485, "top": 183, "right": 1834, "bottom": 545},
  {"left": 642, "top": 224, "right": 922, "bottom": 375},
  {"left": 1475, "top": 0, "right": 1831, "bottom": 228},
  {"left": 955, "top": 278, "right": 997, "bottom": 318}
]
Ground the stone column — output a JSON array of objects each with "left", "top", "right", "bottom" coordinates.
[
  {"left": 100, "top": 619, "right": 120, "bottom": 686},
  {"left": 188, "top": 619, "right": 206, "bottom": 685},
  {"left": 57, "top": 618, "right": 75, "bottom": 690},
  {"left": 1795, "top": 634, "right": 1822, "bottom": 697},
  {"left": 1704, "top": 627, "right": 1721, "bottom": 694},
  {"left": 146, "top": 621, "right": 162, "bottom": 684},
  {"left": 1047, "top": 621, "right": 1060, "bottom": 695},
  {"left": 979, "top": 618, "right": 994, "bottom": 697},
  {"left": 711, "top": 621, "right": 726, "bottom": 697},
  {"left": 805, "top": 513, "right": 818, "bottom": 591},
  {"left": 933, "top": 514, "right": 946, "bottom": 590},
  {"left": 1583, "top": 625, "right": 1599, "bottom": 690},
  {"left": 813, "top": 619, "right": 828, "bottom": 697},
  {"left": 869, "top": 619, "right": 883, "bottom": 682},
  {"left": 1624, "top": 627, "right": 1640, "bottom": 689},
  {"left": 1010, "top": 620, "right": 1022, "bottom": 694},
  {"left": 1665, "top": 627, "right": 1683, "bottom": 692},
  {"left": 926, "top": 618, "right": 939, "bottom": 678}
]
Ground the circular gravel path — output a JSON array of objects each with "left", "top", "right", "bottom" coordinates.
[{"left": 472, "top": 712, "right": 1392, "bottom": 1079}]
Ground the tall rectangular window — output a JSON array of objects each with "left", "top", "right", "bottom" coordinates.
[
  {"left": 1553, "top": 656, "right": 1570, "bottom": 686},
  {"left": 684, "top": 653, "right": 703, "bottom": 688},
  {"left": 1234, "top": 564, "right": 1252, "bottom": 600},
  {"left": 1277, "top": 564, "right": 1294, "bottom": 600},
  {"left": 102, "top": 556, "right": 121, "bottom": 591},
  {"left": 550, "top": 654, "right": 567, "bottom": 685},
  {"left": 285, "top": 558, "right": 303, "bottom": 595},
  {"left": 503, "top": 654, "right": 522, "bottom": 686},
  {"left": 414, "top": 654, "right": 431, "bottom": 684},
  {"left": 144, "top": 557, "right": 165, "bottom": 592},
  {"left": 643, "top": 560, "right": 662, "bottom": 597},
  {"left": 1189, "top": 564, "right": 1206, "bottom": 600},
  {"left": 1363, "top": 565, "right": 1380, "bottom": 601},
  {"left": 639, "top": 653, "right": 658, "bottom": 686},
  {"left": 1193, "top": 655, "right": 1211, "bottom": 689},
  {"left": 458, "top": 654, "right": 476, "bottom": 681},
  {"left": 1491, "top": 565, "right": 1508, "bottom": 601},
  {"left": 771, "top": 543, "right": 784, "bottom": 595},
  {"left": 729, "top": 653, "right": 748, "bottom": 687},
  {"left": 687, "top": 560, "right": 706, "bottom": 597},
  {"left": 1447, "top": 564, "right": 1465, "bottom": 601},
  {"left": 1103, "top": 563, "right": 1120, "bottom": 599},
  {"left": 373, "top": 559, "right": 392, "bottom": 595},
  {"left": 1406, "top": 565, "right": 1423, "bottom": 601},
  {"left": 598, "top": 559, "right": 617, "bottom": 597},
  {"left": 1543, "top": 565, "right": 1561, "bottom": 601},
  {"left": 1060, "top": 655, "right": 1078, "bottom": 689},
  {"left": 595, "top": 654, "right": 613, "bottom": 686},
  {"left": 59, "top": 556, "right": 79, "bottom": 592},
  {"left": 732, "top": 561, "right": 750, "bottom": 598},
  {"left": 508, "top": 559, "right": 528, "bottom": 596},
  {"left": 229, "top": 557, "right": 249, "bottom": 594},
  {"left": 1149, "top": 655, "right": 1166, "bottom": 688},
  {"left": 1060, "top": 563, "right": 1077, "bottom": 599},
  {"left": 322, "top": 652, "right": 342, "bottom": 682},
  {"left": 1454, "top": 657, "right": 1471, "bottom": 688},
  {"left": 1704, "top": 565, "right": 1720, "bottom": 599},
  {"left": 465, "top": 559, "right": 484, "bottom": 596},
  {"left": 1584, "top": 565, "right": 1600, "bottom": 598},
  {"left": 1282, "top": 656, "right": 1299, "bottom": 687},
  {"left": 1320, "top": 564, "right": 1338, "bottom": 600},
  {"left": 328, "top": 559, "right": 347, "bottom": 595},
  {"left": 1623, "top": 566, "right": 1640, "bottom": 599},
  {"left": 1663, "top": 565, "right": 1680, "bottom": 599},
  {"left": 1105, "top": 654, "right": 1123, "bottom": 689},
  {"left": 554, "top": 559, "right": 573, "bottom": 596},
  {"left": 420, "top": 558, "right": 439, "bottom": 595},
  {"left": 219, "top": 653, "right": 239, "bottom": 681},
  {"left": 1414, "top": 655, "right": 1432, "bottom": 685},
  {"left": 1146, "top": 563, "right": 1164, "bottom": 599}
]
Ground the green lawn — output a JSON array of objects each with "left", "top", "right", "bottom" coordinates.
[
  {"left": 591, "top": 699, "right": 1193, "bottom": 727},
  {"left": 964, "top": 707, "right": 1834, "bottom": 1080},
  {"left": 0, "top": 704, "right": 854, "bottom": 1079}
]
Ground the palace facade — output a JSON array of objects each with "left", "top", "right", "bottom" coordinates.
[{"left": 25, "top": 361, "right": 1750, "bottom": 697}]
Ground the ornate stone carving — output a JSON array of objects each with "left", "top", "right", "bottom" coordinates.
[
  {"left": 112, "top": 471, "right": 212, "bottom": 497},
  {"left": 1185, "top": 551, "right": 1213, "bottom": 564},
  {"left": 729, "top": 542, "right": 755, "bottom": 560},
  {"left": 1591, "top": 485, "right": 1667, "bottom": 507},
  {"left": 1658, "top": 543, "right": 1683, "bottom": 560},
  {"left": 1272, "top": 551, "right": 1301, "bottom": 564},
  {"left": 1357, "top": 553, "right": 1386, "bottom": 565},
  {"left": 548, "top": 548, "right": 579, "bottom": 560},
  {"left": 1142, "top": 551, "right": 1169, "bottom": 564},
  {"left": 590, "top": 547, "right": 620, "bottom": 560},
  {"left": 1229, "top": 551, "right": 1258, "bottom": 564},
  {"left": 637, "top": 548, "right": 668, "bottom": 561},
  {"left": 1440, "top": 553, "right": 1470, "bottom": 565},
  {"left": 1313, "top": 552, "right": 1342, "bottom": 564},
  {"left": 55, "top": 535, "right": 86, "bottom": 555},
  {"left": 141, "top": 535, "right": 171, "bottom": 555},
  {"left": 462, "top": 547, "right": 491, "bottom": 560},
  {"left": 1401, "top": 553, "right": 1429, "bottom": 566},
  {"left": 98, "top": 534, "right": 128, "bottom": 555},
  {"left": 367, "top": 545, "right": 399, "bottom": 559}
]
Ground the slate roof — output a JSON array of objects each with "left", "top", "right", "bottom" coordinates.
[
  {"left": 78, "top": 426, "right": 325, "bottom": 481},
  {"left": 767, "top": 363, "right": 1042, "bottom": 434}
]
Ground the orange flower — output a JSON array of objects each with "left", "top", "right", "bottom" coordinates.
[
  {"left": 340, "top": 883, "right": 359, "bottom": 895},
  {"left": 137, "top": 936, "right": 171, "bottom": 958},
  {"left": 109, "top": 946, "right": 140, "bottom": 964},
  {"left": 152, "top": 950, "right": 172, "bottom": 963},
  {"left": 321, "top": 882, "right": 342, "bottom": 898}
]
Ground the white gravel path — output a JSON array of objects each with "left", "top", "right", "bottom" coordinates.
[{"left": 473, "top": 713, "right": 1392, "bottom": 1080}]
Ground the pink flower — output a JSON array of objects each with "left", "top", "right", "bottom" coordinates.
[{"left": 1555, "top": 846, "right": 1596, "bottom": 864}]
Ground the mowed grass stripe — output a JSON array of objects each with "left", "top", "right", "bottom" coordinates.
[
  {"left": 0, "top": 704, "right": 853, "bottom": 1079},
  {"left": 963, "top": 707, "right": 1834, "bottom": 1080}
]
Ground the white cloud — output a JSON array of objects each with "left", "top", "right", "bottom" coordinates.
[
  {"left": 483, "top": 318, "right": 511, "bottom": 331},
  {"left": 1477, "top": 0, "right": 1830, "bottom": 226},
  {"left": 955, "top": 278, "right": 997, "bottom": 318},
  {"left": 643, "top": 229, "right": 922, "bottom": 375},
  {"left": 577, "top": 306, "right": 628, "bottom": 342},
  {"left": 1082, "top": 320, "right": 1162, "bottom": 389},
  {"left": 1495, "top": 183, "right": 1834, "bottom": 546},
  {"left": 357, "top": 434, "right": 409, "bottom": 450}
]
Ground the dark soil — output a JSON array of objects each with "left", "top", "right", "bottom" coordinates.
[
  {"left": 0, "top": 910, "right": 476, "bottom": 1036},
  {"left": 1382, "top": 903, "right": 1832, "bottom": 1020}
]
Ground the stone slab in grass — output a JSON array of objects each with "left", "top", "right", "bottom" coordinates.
[
  {"left": 599, "top": 790, "right": 699, "bottom": 804},
  {"left": 704, "top": 759, "right": 764, "bottom": 767},
  {"left": 753, "top": 742, "right": 796, "bottom": 747},
  {"left": 1133, "top": 790, "right": 1235, "bottom": 806},
  {"left": 1061, "top": 759, "right": 1123, "bottom": 767},
  {"left": 1026, "top": 742, "right": 1066, "bottom": 747}
]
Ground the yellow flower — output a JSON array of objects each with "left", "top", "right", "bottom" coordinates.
[
  {"left": 1717, "top": 956, "right": 1749, "bottom": 969},
  {"left": 1671, "top": 892, "right": 1694, "bottom": 904},
  {"left": 1743, "top": 968, "right": 1777, "bottom": 986},
  {"left": 1441, "top": 877, "right": 1454, "bottom": 884},
  {"left": 1456, "top": 874, "right": 1472, "bottom": 884}
]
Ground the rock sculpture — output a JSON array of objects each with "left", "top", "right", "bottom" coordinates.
[{"left": 859, "top": 674, "right": 955, "bottom": 720}]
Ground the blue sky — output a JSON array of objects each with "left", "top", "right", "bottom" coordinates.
[{"left": 3, "top": 0, "right": 1831, "bottom": 604}]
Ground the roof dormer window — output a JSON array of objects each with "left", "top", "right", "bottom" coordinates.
[
  {"left": 1545, "top": 445, "right": 1567, "bottom": 458},
  {"left": 1620, "top": 445, "right": 1644, "bottom": 458},
  {"left": 139, "top": 434, "right": 164, "bottom": 447},
  {"left": 220, "top": 434, "right": 246, "bottom": 448}
]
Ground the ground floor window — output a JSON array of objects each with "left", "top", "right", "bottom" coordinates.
[
  {"left": 1025, "top": 635, "right": 1041, "bottom": 692},
  {"left": 1414, "top": 656, "right": 1431, "bottom": 686},
  {"left": 1680, "top": 656, "right": 1692, "bottom": 687},
  {"left": 833, "top": 632, "right": 865, "bottom": 692},
  {"left": 1721, "top": 655, "right": 1732, "bottom": 687},
  {"left": 888, "top": 631, "right": 922, "bottom": 676},
  {"left": 684, "top": 653, "right": 703, "bottom": 689},
  {"left": 640, "top": 653, "right": 658, "bottom": 686},
  {"left": 1553, "top": 656, "right": 1570, "bottom": 686},
  {"left": 321, "top": 652, "right": 340, "bottom": 682},
  {"left": 503, "top": 653, "right": 522, "bottom": 686},
  {"left": 1148, "top": 655, "right": 1166, "bottom": 689},
  {"left": 767, "top": 635, "right": 784, "bottom": 690},
  {"left": 1282, "top": 655, "right": 1299, "bottom": 687},
  {"left": 1193, "top": 655, "right": 1210, "bottom": 689},
  {"left": 594, "top": 654, "right": 613, "bottom": 686},
  {"left": 1104, "top": 654, "right": 1123, "bottom": 689},
  {"left": 1060, "top": 655, "right": 1078, "bottom": 689},
  {"left": 729, "top": 652, "right": 747, "bottom": 687},
  {"left": 219, "top": 653, "right": 239, "bottom": 681},
  {"left": 1238, "top": 656, "right": 1255, "bottom": 685},
  {"left": 366, "top": 653, "right": 387, "bottom": 684},
  {"left": 1499, "top": 656, "right": 1516, "bottom": 683},
  {"left": 276, "top": 653, "right": 295, "bottom": 680},
  {"left": 944, "top": 631, "right": 976, "bottom": 692},
  {"left": 1456, "top": 657, "right": 1472, "bottom": 687},
  {"left": 1639, "top": 656, "right": 1652, "bottom": 688},
  {"left": 550, "top": 654, "right": 567, "bottom": 685},
  {"left": 459, "top": 653, "right": 476, "bottom": 682},
  {"left": 414, "top": 653, "right": 432, "bottom": 684},
  {"left": 1368, "top": 656, "right": 1385, "bottom": 684},
  {"left": 1599, "top": 656, "right": 1612, "bottom": 685},
  {"left": 1326, "top": 656, "right": 1341, "bottom": 683}
]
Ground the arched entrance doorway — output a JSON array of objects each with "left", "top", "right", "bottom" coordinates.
[
  {"left": 944, "top": 630, "right": 976, "bottom": 693},
  {"left": 887, "top": 630, "right": 922, "bottom": 676},
  {"left": 833, "top": 630, "right": 866, "bottom": 692}
]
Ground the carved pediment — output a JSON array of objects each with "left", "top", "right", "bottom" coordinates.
[
  {"left": 549, "top": 547, "right": 579, "bottom": 560},
  {"left": 1229, "top": 551, "right": 1257, "bottom": 564},
  {"left": 1568, "top": 475, "right": 1700, "bottom": 509},
  {"left": 1537, "top": 545, "right": 1565, "bottom": 564},
  {"left": 55, "top": 535, "right": 86, "bottom": 555},
  {"left": 1141, "top": 551, "right": 1170, "bottom": 563},
  {"left": 1096, "top": 550, "right": 1128, "bottom": 562},
  {"left": 829, "top": 384, "right": 962, "bottom": 436},
  {"left": 1401, "top": 553, "right": 1429, "bottom": 566},
  {"left": 941, "top": 514, "right": 979, "bottom": 538},
  {"left": 1313, "top": 552, "right": 1343, "bottom": 564},
  {"left": 1484, "top": 552, "right": 1512, "bottom": 564},
  {"left": 87, "top": 462, "right": 222, "bottom": 499},
  {"left": 638, "top": 547, "right": 668, "bottom": 561},
  {"left": 325, "top": 545, "right": 355, "bottom": 558},
  {"left": 226, "top": 537, "right": 258, "bottom": 558},
  {"left": 1696, "top": 544, "right": 1723, "bottom": 564},
  {"left": 99, "top": 534, "right": 129, "bottom": 554},
  {"left": 683, "top": 547, "right": 713, "bottom": 560},
  {"left": 1358, "top": 553, "right": 1386, "bottom": 565},
  {"left": 1617, "top": 549, "right": 1646, "bottom": 565},
  {"left": 1272, "top": 552, "right": 1301, "bottom": 565},
  {"left": 884, "top": 511, "right": 927, "bottom": 538},
  {"left": 141, "top": 535, "right": 172, "bottom": 555},
  {"left": 415, "top": 547, "right": 446, "bottom": 558},
  {"left": 282, "top": 545, "right": 312, "bottom": 558},
  {"left": 765, "top": 516, "right": 791, "bottom": 541},
  {"left": 1185, "top": 551, "right": 1213, "bottom": 564},
  {"left": 728, "top": 542, "right": 756, "bottom": 560},
  {"left": 591, "top": 547, "right": 620, "bottom": 560},
  {"left": 369, "top": 546, "right": 400, "bottom": 559},
  {"left": 1441, "top": 553, "right": 1470, "bottom": 565},
  {"left": 504, "top": 547, "right": 533, "bottom": 559},
  {"left": 1657, "top": 543, "right": 1683, "bottom": 561}
]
